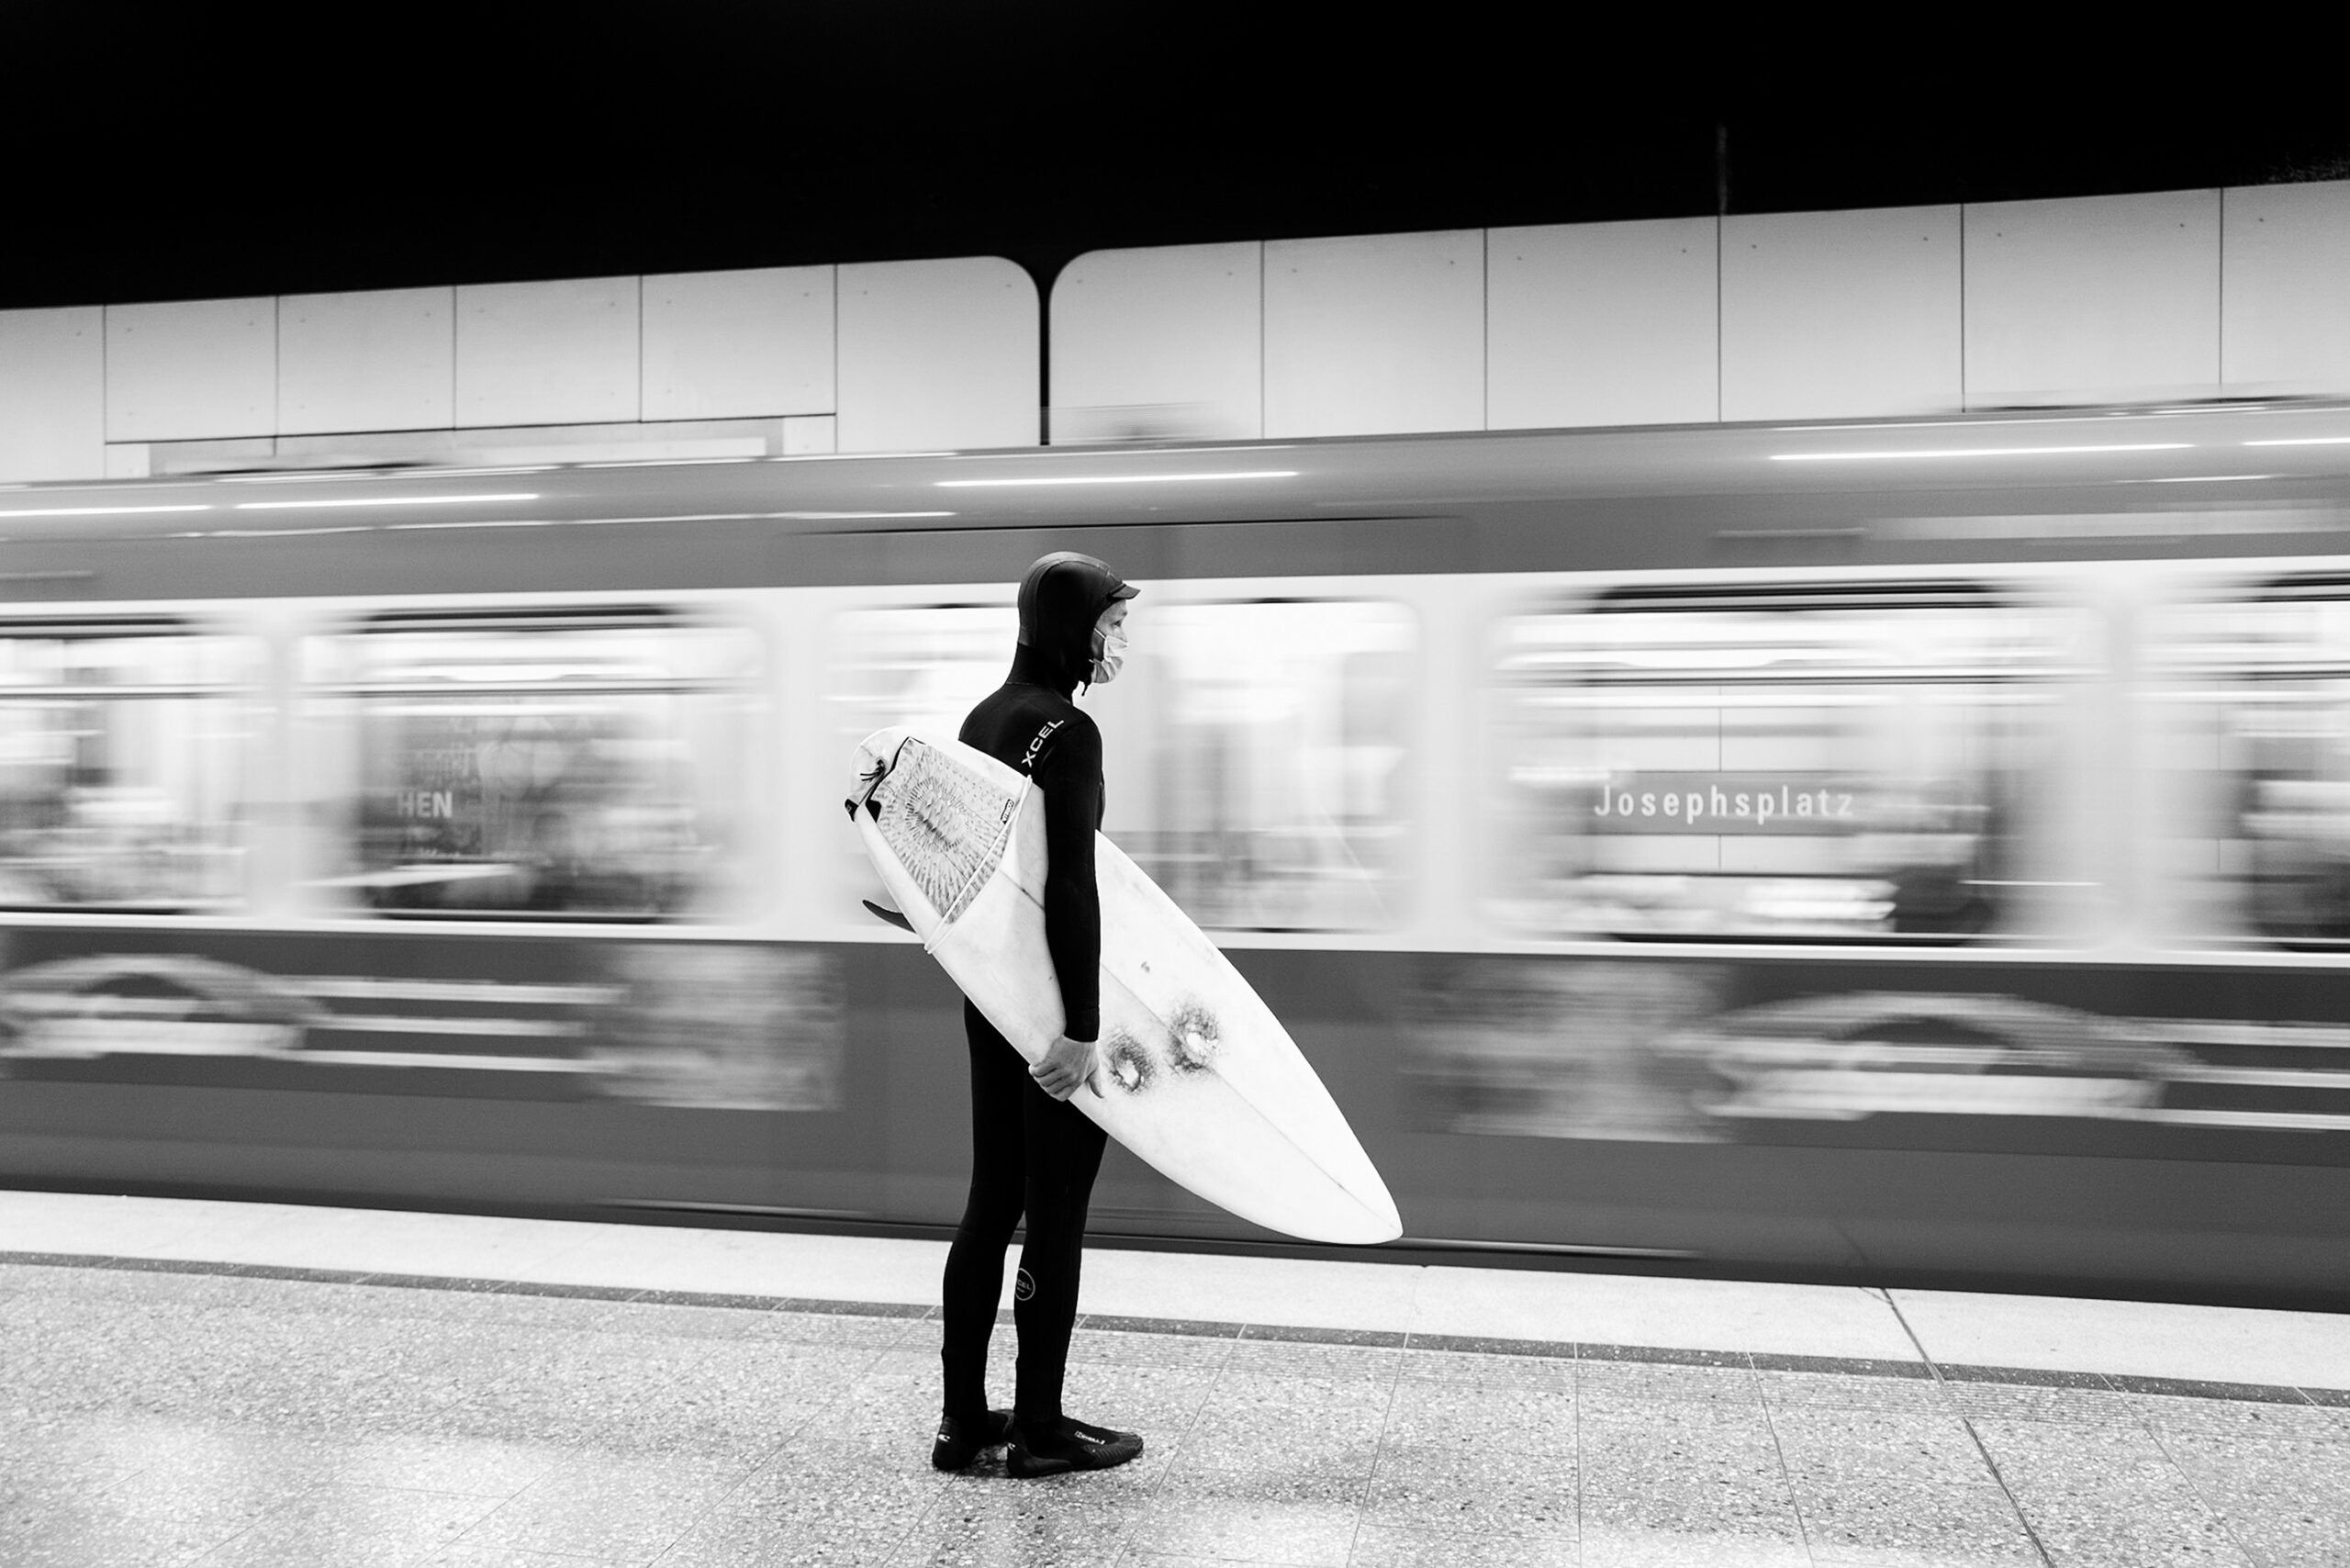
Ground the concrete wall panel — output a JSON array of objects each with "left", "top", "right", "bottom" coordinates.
[
  {"left": 1722, "top": 206, "right": 1962, "bottom": 421},
  {"left": 12, "top": 187, "right": 2341, "bottom": 475},
  {"left": 0, "top": 307, "right": 106, "bottom": 482},
  {"left": 456, "top": 276, "right": 640, "bottom": 428},
  {"left": 1265, "top": 230, "right": 1483, "bottom": 438},
  {"left": 106, "top": 297, "right": 275, "bottom": 442},
  {"left": 2221, "top": 180, "right": 2350, "bottom": 394},
  {"left": 1964, "top": 189, "right": 2221, "bottom": 406},
  {"left": 1050, "top": 241, "right": 1261, "bottom": 442},
  {"left": 278, "top": 286, "right": 453, "bottom": 435},
  {"left": 1489, "top": 218, "right": 1718, "bottom": 430},
  {"left": 781, "top": 414, "right": 836, "bottom": 455},
  {"left": 837, "top": 257, "right": 1038, "bottom": 454},
  {"left": 643, "top": 265, "right": 834, "bottom": 421}
]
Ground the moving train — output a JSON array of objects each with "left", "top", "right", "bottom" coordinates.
[{"left": 4, "top": 402, "right": 2348, "bottom": 1307}]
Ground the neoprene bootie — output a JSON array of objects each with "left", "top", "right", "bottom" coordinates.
[
  {"left": 1005, "top": 1414, "right": 1144, "bottom": 1477},
  {"left": 931, "top": 1408, "right": 1013, "bottom": 1471}
]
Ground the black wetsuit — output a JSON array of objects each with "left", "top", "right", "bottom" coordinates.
[{"left": 938, "top": 643, "right": 1111, "bottom": 1428}]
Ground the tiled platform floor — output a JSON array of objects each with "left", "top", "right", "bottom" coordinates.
[{"left": 4, "top": 1199, "right": 2348, "bottom": 1566}]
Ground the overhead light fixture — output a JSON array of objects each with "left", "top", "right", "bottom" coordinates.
[
  {"left": 2243, "top": 436, "right": 2350, "bottom": 447},
  {"left": 207, "top": 525, "right": 375, "bottom": 538},
  {"left": 232, "top": 493, "right": 541, "bottom": 510},
  {"left": 0, "top": 503, "right": 215, "bottom": 518},
  {"left": 1770, "top": 414, "right": 2191, "bottom": 433},
  {"left": 218, "top": 465, "right": 563, "bottom": 482},
  {"left": 776, "top": 451, "right": 955, "bottom": 462},
  {"left": 935, "top": 470, "right": 1298, "bottom": 487},
  {"left": 776, "top": 510, "right": 957, "bottom": 520},
  {"left": 384, "top": 519, "right": 560, "bottom": 532},
  {"left": 1771, "top": 444, "right": 2192, "bottom": 462}
]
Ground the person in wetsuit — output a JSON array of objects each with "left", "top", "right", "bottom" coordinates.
[{"left": 932, "top": 551, "right": 1145, "bottom": 1479}]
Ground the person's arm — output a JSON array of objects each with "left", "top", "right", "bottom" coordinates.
[{"left": 1032, "top": 717, "right": 1103, "bottom": 1045}]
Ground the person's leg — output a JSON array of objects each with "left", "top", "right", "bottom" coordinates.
[
  {"left": 1010, "top": 1079, "right": 1108, "bottom": 1423},
  {"left": 939, "top": 1002, "right": 1026, "bottom": 1439},
  {"left": 1006, "top": 1071, "right": 1141, "bottom": 1475}
]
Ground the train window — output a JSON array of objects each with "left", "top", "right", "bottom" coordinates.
[
  {"left": 831, "top": 597, "right": 1415, "bottom": 932},
  {"left": 1488, "top": 584, "right": 2087, "bottom": 942},
  {"left": 302, "top": 610, "right": 758, "bottom": 920},
  {"left": 0, "top": 623, "right": 248, "bottom": 911},
  {"left": 2154, "top": 584, "right": 2350, "bottom": 946},
  {"left": 1131, "top": 599, "right": 1414, "bottom": 931},
  {"left": 831, "top": 602, "right": 1019, "bottom": 741},
  {"left": 828, "top": 601, "right": 1020, "bottom": 911}
]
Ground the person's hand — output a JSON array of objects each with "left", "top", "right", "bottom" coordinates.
[{"left": 1032, "top": 1034, "right": 1102, "bottom": 1101}]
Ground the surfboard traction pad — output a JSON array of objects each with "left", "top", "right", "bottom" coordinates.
[{"left": 862, "top": 735, "right": 1020, "bottom": 926}]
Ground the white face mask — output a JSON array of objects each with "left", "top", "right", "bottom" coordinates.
[{"left": 1090, "top": 619, "right": 1129, "bottom": 685}]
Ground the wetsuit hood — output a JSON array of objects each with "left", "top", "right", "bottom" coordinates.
[{"left": 1014, "top": 551, "right": 1138, "bottom": 693}]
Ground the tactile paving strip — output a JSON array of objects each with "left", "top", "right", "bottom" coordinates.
[{"left": 6, "top": 1249, "right": 2344, "bottom": 1410}]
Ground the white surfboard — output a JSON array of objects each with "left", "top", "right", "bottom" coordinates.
[{"left": 847, "top": 725, "right": 1402, "bottom": 1246}]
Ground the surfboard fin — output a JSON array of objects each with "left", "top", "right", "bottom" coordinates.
[{"left": 861, "top": 899, "right": 915, "bottom": 933}]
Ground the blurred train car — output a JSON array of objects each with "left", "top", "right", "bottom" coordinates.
[{"left": 3, "top": 404, "right": 2348, "bottom": 1305}]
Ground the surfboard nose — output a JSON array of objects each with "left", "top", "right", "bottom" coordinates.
[
  {"left": 1325, "top": 1175, "right": 1391, "bottom": 1250},
  {"left": 1315, "top": 1182, "right": 1403, "bottom": 1246}
]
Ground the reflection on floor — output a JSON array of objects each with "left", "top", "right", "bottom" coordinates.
[{"left": 5, "top": 1249, "right": 2347, "bottom": 1567}]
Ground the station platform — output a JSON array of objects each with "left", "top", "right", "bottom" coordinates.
[{"left": 5, "top": 1192, "right": 2346, "bottom": 1567}]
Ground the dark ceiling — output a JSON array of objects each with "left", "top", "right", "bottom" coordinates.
[{"left": 4, "top": 5, "right": 2342, "bottom": 310}]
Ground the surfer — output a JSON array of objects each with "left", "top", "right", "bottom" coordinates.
[{"left": 932, "top": 550, "right": 1147, "bottom": 1479}]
